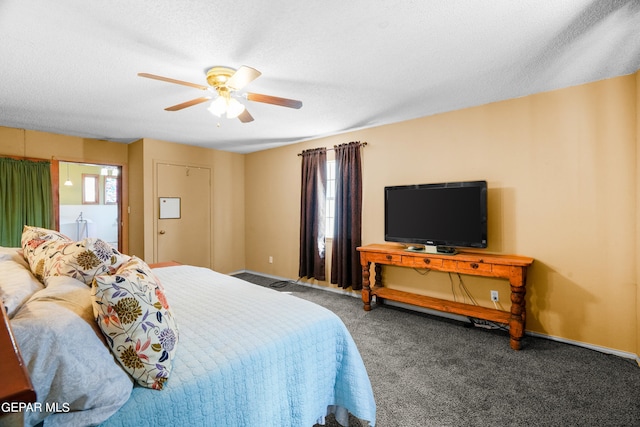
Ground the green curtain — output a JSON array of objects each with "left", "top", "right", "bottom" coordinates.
[{"left": 0, "top": 157, "right": 53, "bottom": 247}]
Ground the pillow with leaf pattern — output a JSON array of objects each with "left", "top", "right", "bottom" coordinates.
[
  {"left": 91, "top": 256, "right": 179, "bottom": 390},
  {"left": 42, "top": 238, "right": 128, "bottom": 286},
  {"left": 21, "top": 225, "right": 71, "bottom": 277}
]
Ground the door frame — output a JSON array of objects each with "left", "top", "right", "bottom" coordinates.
[
  {"left": 153, "top": 160, "right": 212, "bottom": 268},
  {"left": 52, "top": 159, "right": 128, "bottom": 254}
]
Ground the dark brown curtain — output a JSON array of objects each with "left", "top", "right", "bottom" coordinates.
[
  {"left": 331, "top": 142, "right": 363, "bottom": 289},
  {"left": 299, "top": 147, "right": 327, "bottom": 281}
]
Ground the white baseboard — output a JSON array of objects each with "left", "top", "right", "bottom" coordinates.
[
  {"left": 237, "top": 270, "right": 362, "bottom": 298},
  {"left": 525, "top": 331, "right": 639, "bottom": 362},
  {"left": 234, "top": 270, "right": 640, "bottom": 364}
]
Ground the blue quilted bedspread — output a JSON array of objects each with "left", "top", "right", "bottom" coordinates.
[{"left": 100, "top": 266, "right": 376, "bottom": 427}]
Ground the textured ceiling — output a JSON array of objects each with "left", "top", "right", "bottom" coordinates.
[{"left": 0, "top": 0, "right": 638, "bottom": 153}]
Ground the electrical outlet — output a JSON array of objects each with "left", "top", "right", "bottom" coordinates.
[
  {"left": 490, "top": 290, "right": 499, "bottom": 302},
  {"left": 268, "top": 256, "right": 273, "bottom": 264}
]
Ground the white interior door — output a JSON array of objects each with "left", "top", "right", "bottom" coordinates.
[{"left": 156, "top": 162, "right": 211, "bottom": 268}]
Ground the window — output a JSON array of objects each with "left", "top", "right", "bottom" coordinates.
[
  {"left": 82, "top": 174, "right": 99, "bottom": 204},
  {"left": 104, "top": 176, "right": 118, "bottom": 204},
  {"left": 325, "top": 160, "right": 336, "bottom": 238}
]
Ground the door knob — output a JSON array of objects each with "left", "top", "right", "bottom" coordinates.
[{"left": 159, "top": 230, "right": 166, "bottom": 234}]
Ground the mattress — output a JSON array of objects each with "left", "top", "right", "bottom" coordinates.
[{"left": 99, "top": 265, "right": 376, "bottom": 427}]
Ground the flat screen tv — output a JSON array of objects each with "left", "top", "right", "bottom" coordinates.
[{"left": 384, "top": 180, "right": 487, "bottom": 254}]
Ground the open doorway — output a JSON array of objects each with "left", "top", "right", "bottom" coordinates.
[{"left": 58, "top": 161, "right": 121, "bottom": 251}]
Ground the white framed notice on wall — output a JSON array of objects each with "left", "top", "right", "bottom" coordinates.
[{"left": 159, "top": 197, "right": 181, "bottom": 219}]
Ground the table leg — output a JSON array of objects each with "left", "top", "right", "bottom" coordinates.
[
  {"left": 362, "top": 262, "right": 372, "bottom": 311},
  {"left": 373, "top": 264, "right": 384, "bottom": 305},
  {"left": 374, "top": 263, "right": 383, "bottom": 287},
  {"left": 509, "top": 283, "right": 526, "bottom": 350}
]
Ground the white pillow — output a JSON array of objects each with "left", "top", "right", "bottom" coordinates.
[
  {"left": 11, "top": 275, "right": 133, "bottom": 426},
  {"left": 0, "top": 246, "right": 27, "bottom": 266},
  {"left": 0, "top": 248, "right": 44, "bottom": 318}
]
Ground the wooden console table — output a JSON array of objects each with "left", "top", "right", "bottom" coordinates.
[{"left": 358, "top": 244, "right": 534, "bottom": 350}]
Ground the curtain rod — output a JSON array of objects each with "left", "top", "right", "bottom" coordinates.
[{"left": 297, "top": 141, "right": 367, "bottom": 156}]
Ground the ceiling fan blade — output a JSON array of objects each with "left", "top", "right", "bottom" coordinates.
[
  {"left": 238, "top": 109, "right": 254, "bottom": 123},
  {"left": 164, "top": 96, "right": 211, "bottom": 111},
  {"left": 138, "top": 73, "right": 209, "bottom": 91},
  {"left": 227, "top": 66, "right": 261, "bottom": 91},
  {"left": 246, "top": 92, "right": 302, "bottom": 109}
]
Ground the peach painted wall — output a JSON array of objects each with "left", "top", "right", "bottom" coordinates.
[
  {"left": 127, "top": 138, "right": 245, "bottom": 274},
  {"left": 0, "top": 127, "right": 129, "bottom": 252},
  {"left": 0, "top": 128, "right": 127, "bottom": 165},
  {"left": 245, "top": 74, "right": 638, "bottom": 356},
  {"left": 1, "top": 72, "right": 637, "bottom": 357},
  {"left": 0, "top": 129, "right": 246, "bottom": 274},
  {"left": 636, "top": 71, "right": 640, "bottom": 362}
]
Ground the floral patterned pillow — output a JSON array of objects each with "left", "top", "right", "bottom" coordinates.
[
  {"left": 21, "top": 225, "right": 71, "bottom": 276},
  {"left": 91, "top": 256, "right": 179, "bottom": 390},
  {"left": 37, "top": 238, "right": 129, "bottom": 286}
]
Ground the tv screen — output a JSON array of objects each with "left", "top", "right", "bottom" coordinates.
[{"left": 384, "top": 180, "right": 487, "bottom": 252}]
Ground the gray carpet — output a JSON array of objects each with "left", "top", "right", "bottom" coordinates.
[{"left": 233, "top": 272, "right": 640, "bottom": 427}]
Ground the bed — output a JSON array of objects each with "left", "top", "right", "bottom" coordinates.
[{"left": 0, "top": 231, "right": 376, "bottom": 427}]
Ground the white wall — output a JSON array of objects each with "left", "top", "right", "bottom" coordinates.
[{"left": 59, "top": 204, "right": 118, "bottom": 245}]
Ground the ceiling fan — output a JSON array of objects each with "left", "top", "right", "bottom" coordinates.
[{"left": 138, "top": 66, "right": 302, "bottom": 123}]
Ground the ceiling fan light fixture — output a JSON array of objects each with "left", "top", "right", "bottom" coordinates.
[
  {"left": 139, "top": 65, "right": 301, "bottom": 122},
  {"left": 226, "top": 98, "right": 245, "bottom": 119},
  {"left": 207, "top": 96, "right": 227, "bottom": 117}
]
